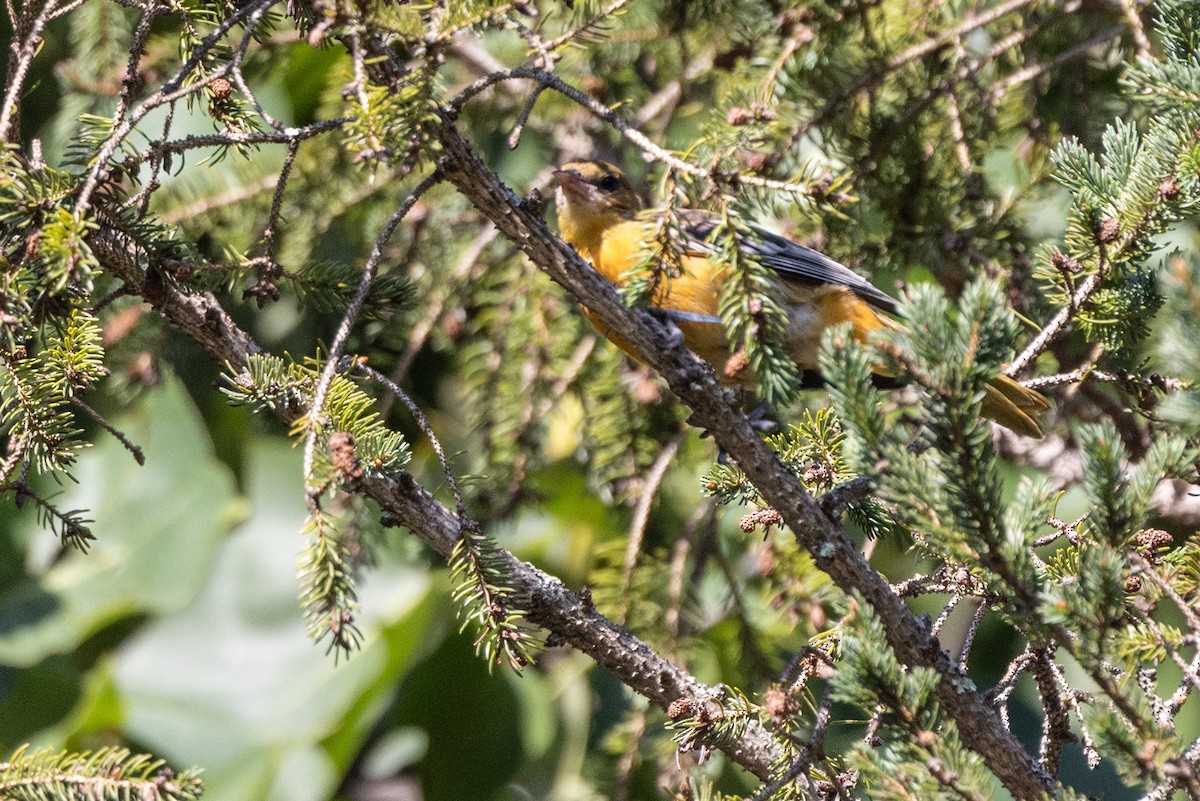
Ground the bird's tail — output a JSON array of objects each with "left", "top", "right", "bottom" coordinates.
[{"left": 981, "top": 374, "right": 1051, "bottom": 438}]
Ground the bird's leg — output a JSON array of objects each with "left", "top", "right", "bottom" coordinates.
[
  {"left": 519, "top": 187, "right": 547, "bottom": 216},
  {"left": 645, "top": 306, "right": 687, "bottom": 348}
]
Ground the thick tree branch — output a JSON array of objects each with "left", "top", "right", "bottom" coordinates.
[
  {"left": 364, "top": 472, "right": 786, "bottom": 778},
  {"left": 431, "top": 114, "right": 1056, "bottom": 800}
]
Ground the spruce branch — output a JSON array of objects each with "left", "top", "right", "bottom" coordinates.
[
  {"left": 298, "top": 506, "right": 363, "bottom": 656},
  {"left": 449, "top": 67, "right": 837, "bottom": 200},
  {"left": 0, "top": 745, "right": 203, "bottom": 801},
  {"left": 69, "top": 0, "right": 280, "bottom": 216}
]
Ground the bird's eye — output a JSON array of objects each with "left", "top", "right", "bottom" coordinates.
[{"left": 597, "top": 175, "right": 621, "bottom": 192}]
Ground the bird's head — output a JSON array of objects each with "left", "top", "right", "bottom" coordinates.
[{"left": 552, "top": 160, "right": 641, "bottom": 247}]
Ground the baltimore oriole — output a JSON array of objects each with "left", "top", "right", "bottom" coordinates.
[{"left": 552, "top": 160, "right": 1050, "bottom": 438}]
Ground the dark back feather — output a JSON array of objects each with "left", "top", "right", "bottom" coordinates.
[{"left": 677, "top": 213, "right": 900, "bottom": 315}]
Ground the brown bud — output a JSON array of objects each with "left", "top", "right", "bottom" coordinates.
[
  {"left": 763, "top": 686, "right": 798, "bottom": 721},
  {"left": 1050, "top": 251, "right": 1082, "bottom": 275},
  {"left": 667, "top": 697, "right": 697, "bottom": 720},
  {"left": 739, "top": 150, "right": 768, "bottom": 172},
  {"left": 726, "top": 107, "right": 754, "bottom": 126},
  {"left": 752, "top": 103, "right": 777, "bottom": 122},
  {"left": 328, "top": 431, "right": 364, "bottom": 483},
  {"left": 802, "top": 460, "right": 832, "bottom": 485},
  {"left": 580, "top": 75, "right": 604, "bottom": 98},
  {"left": 1158, "top": 177, "right": 1181, "bottom": 201},
  {"left": 209, "top": 77, "right": 233, "bottom": 99},
  {"left": 1097, "top": 218, "right": 1120, "bottom": 244},
  {"left": 739, "top": 508, "right": 782, "bottom": 532},
  {"left": 723, "top": 349, "right": 750, "bottom": 379},
  {"left": 1124, "top": 575, "right": 1143, "bottom": 594}
]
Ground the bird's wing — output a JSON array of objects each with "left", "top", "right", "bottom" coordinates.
[{"left": 676, "top": 211, "right": 900, "bottom": 315}]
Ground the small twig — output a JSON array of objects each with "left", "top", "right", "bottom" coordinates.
[
  {"left": 1138, "top": 740, "right": 1200, "bottom": 801},
  {"left": 113, "top": 0, "right": 166, "bottom": 125},
  {"left": 72, "top": 0, "right": 280, "bottom": 216},
  {"left": 0, "top": 0, "right": 60, "bottom": 143},
  {"left": 261, "top": 138, "right": 301, "bottom": 260},
  {"left": 1046, "top": 655, "right": 1101, "bottom": 769},
  {"left": 945, "top": 43, "right": 974, "bottom": 173},
  {"left": 1027, "top": 652, "right": 1075, "bottom": 777},
  {"left": 356, "top": 362, "right": 465, "bottom": 515},
  {"left": 931, "top": 593, "right": 963, "bottom": 636},
  {"left": 763, "top": 0, "right": 1052, "bottom": 169},
  {"left": 227, "top": 3, "right": 289, "bottom": 132},
  {"left": 1022, "top": 368, "right": 1188, "bottom": 392},
  {"left": 545, "top": 0, "right": 634, "bottom": 52},
  {"left": 1131, "top": 553, "right": 1200, "bottom": 642},
  {"left": 12, "top": 481, "right": 95, "bottom": 549},
  {"left": 1006, "top": 273, "right": 1103, "bottom": 377},
  {"left": 618, "top": 434, "right": 683, "bottom": 622},
  {"left": 72, "top": 398, "right": 145, "bottom": 465},
  {"left": 131, "top": 119, "right": 350, "bottom": 166},
  {"left": 817, "top": 475, "right": 873, "bottom": 521},
  {"left": 959, "top": 597, "right": 988, "bottom": 668},
  {"left": 0, "top": 436, "right": 29, "bottom": 486},
  {"left": 506, "top": 85, "right": 546, "bottom": 149},
  {"left": 303, "top": 171, "right": 441, "bottom": 507},
  {"left": 1131, "top": 609, "right": 1200, "bottom": 727},
  {"left": 1165, "top": 646, "right": 1200, "bottom": 720},
  {"left": 382, "top": 225, "right": 498, "bottom": 398},
  {"left": 1119, "top": 0, "right": 1152, "bottom": 59},
  {"left": 132, "top": 100, "right": 177, "bottom": 217},
  {"left": 990, "top": 26, "right": 1127, "bottom": 100}
]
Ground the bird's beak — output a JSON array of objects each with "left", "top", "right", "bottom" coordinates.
[{"left": 552, "top": 168, "right": 589, "bottom": 200}]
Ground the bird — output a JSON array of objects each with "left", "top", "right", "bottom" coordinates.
[{"left": 551, "top": 159, "right": 1050, "bottom": 438}]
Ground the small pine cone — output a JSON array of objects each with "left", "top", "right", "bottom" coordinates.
[{"left": 1135, "top": 528, "right": 1173, "bottom": 560}]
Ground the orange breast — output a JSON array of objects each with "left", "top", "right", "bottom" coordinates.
[
  {"left": 781, "top": 284, "right": 891, "bottom": 370},
  {"left": 581, "top": 221, "right": 890, "bottom": 386}
]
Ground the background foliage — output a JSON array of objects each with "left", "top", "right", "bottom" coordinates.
[{"left": 2, "top": 0, "right": 1200, "bottom": 799}]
